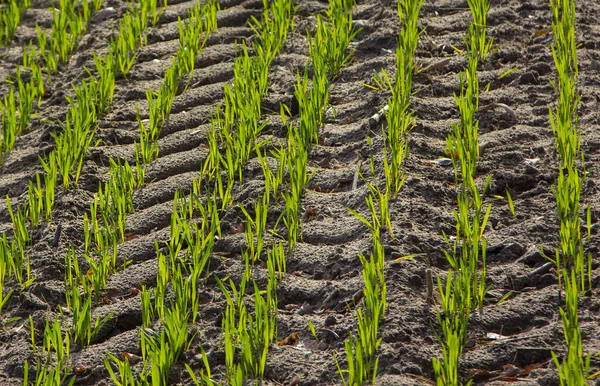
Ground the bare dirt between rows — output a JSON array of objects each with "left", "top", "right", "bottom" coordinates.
[{"left": 1, "top": 0, "right": 600, "bottom": 385}]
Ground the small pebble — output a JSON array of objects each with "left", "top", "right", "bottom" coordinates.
[
  {"left": 92, "top": 7, "right": 116, "bottom": 22},
  {"left": 433, "top": 158, "right": 453, "bottom": 166},
  {"left": 324, "top": 315, "right": 336, "bottom": 326},
  {"left": 297, "top": 301, "right": 313, "bottom": 315}
]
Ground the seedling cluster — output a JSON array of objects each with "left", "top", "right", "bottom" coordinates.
[
  {"left": 547, "top": 0, "right": 594, "bottom": 383},
  {"left": 0, "top": 0, "right": 32, "bottom": 45},
  {"left": 3, "top": 0, "right": 596, "bottom": 385},
  {"left": 433, "top": 2, "right": 492, "bottom": 384},
  {"left": 136, "top": 0, "right": 217, "bottom": 168},
  {"left": 339, "top": 163, "right": 390, "bottom": 385},
  {"left": 5, "top": 1, "right": 167, "bottom": 383}
]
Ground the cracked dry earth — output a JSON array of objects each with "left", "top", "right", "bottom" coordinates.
[{"left": 1, "top": 0, "right": 600, "bottom": 385}]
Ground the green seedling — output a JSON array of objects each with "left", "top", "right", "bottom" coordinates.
[
  {"left": 279, "top": 125, "right": 316, "bottom": 254},
  {"left": 26, "top": 174, "right": 44, "bottom": 228},
  {"left": 0, "top": 0, "right": 31, "bottom": 45},
  {"left": 308, "top": 320, "right": 320, "bottom": 343},
  {"left": 1, "top": 88, "right": 17, "bottom": 156},
  {"left": 240, "top": 194, "right": 269, "bottom": 264},
  {"left": 432, "top": 271, "right": 472, "bottom": 386},
  {"left": 249, "top": 0, "right": 295, "bottom": 75},
  {"left": 506, "top": 189, "right": 516, "bottom": 218},
  {"left": 466, "top": 0, "right": 492, "bottom": 61},
  {"left": 104, "top": 353, "right": 136, "bottom": 386},
  {"left": 445, "top": 61, "right": 480, "bottom": 183},
  {"left": 311, "top": 1, "right": 361, "bottom": 80},
  {"left": 0, "top": 242, "right": 13, "bottom": 315},
  {"left": 42, "top": 318, "right": 71, "bottom": 373},
  {"left": 337, "top": 238, "right": 386, "bottom": 386},
  {"left": 185, "top": 346, "right": 215, "bottom": 386},
  {"left": 176, "top": 0, "right": 218, "bottom": 80},
  {"left": 218, "top": 268, "right": 277, "bottom": 382},
  {"left": 294, "top": 68, "right": 325, "bottom": 148},
  {"left": 498, "top": 65, "right": 518, "bottom": 80},
  {"left": 268, "top": 242, "right": 287, "bottom": 280},
  {"left": 364, "top": 68, "right": 392, "bottom": 92},
  {"left": 257, "top": 146, "right": 285, "bottom": 204},
  {"left": 23, "top": 318, "right": 75, "bottom": 386},
  {"left": 6, "top": 196, "right": 30, "bottom": 252},
  {"left": 552, "top": 269, "right": 592, "bottom": 386}
]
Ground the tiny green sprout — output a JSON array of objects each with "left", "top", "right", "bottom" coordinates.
[
  {"left": 498, "top": 65, "right": 519, "bottom": 80},
  {"left": 308, "top": 320, "right": 320, "bottom": 343},
  {"left": 506, "top": 189, "right": 516, "bottom": 218}
]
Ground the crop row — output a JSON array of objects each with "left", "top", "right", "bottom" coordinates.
[
  {"left": 201, "top": 0, "right": 296, "bottom": 382},
  {"left": 2, "top": 1, "right": 166, "bottom": 384},
  {"left": 547, "top": 0, "right": 594, "bottom": 383},
  {"left": 432, "top": 0, "right": 494, "bottom": 384},
  {"left": 100, "top": 0, "right": 294, "bottom": 383}
]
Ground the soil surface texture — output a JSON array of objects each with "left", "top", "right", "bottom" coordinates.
[{"left": 1, "top": 0, "right": 599, "bottom": 385}]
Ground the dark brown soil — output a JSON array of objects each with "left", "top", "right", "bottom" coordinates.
[{"left": 1, "top": 0, "right": 599, "bottom": 385}]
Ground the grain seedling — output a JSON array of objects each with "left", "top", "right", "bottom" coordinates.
[
  {"left": 0, "top": 0, "right": 31, "bottom": 45},
  {"left": 506, "top": 189, "right": 516, "bottom": 218},
  {"left": 176, "top": 0, "right": 218, "bottom": 81},
  {"left": 39, "top": 151, "right": 58, "bottom": 222},
  {"left": 109, "top": 4, "right": 148, "bottom": 78},
  {"left": 48, "top": 0, "right": 85, "bottom": 71},
  {"left": 379, "top": 0, "right": 424, "bottom": 198},
  {"left": 249, "top": 0, "right": 295, "bottom": 74},
  {"left": 51, "top": 89, "right": 100, "bottom": 190},
  {"left": 1, "top": 89, "right": 17, "bottom": 157},
  {"left": 240, "top": 194, "right": 269, "bottom": 264},
  {"left": 0, "top": 238, "right": 13, "bottom": 316},
  {"left": 185, "top": 346, "right": 215, "bottom": 386},
  {"left": 312, "top": 0, "right": 360, "bottom": 80},
  {"left": 143, "top": 0, "right": 167, "bottom": 27},
  {"left": 432, "top": 6, "right": 494, "bottom": 382},
  {"left": 547, "top": 0, "right": 593, "bottom": 381},
  {"left": 37, "top": 0, "right": 99, "bottom": 74},
  {"left": 35, "top": 24, "right": 58, "bottom": 76},
  {"left": 104, "top": 353, "right": 136, "bottom": 386},
  {"left": 445, "top": 63, "right": 480, "bottom": 182},
  {"left": 6, "top": 196, "right": 30, "bottom": 253},
  {"left": 547, "top": 0, "right": 589, "bottom": 293},
  {"left": 26, "top": 174, "right": 44, "bottom": 228},
  {"left": 431, "top": 270, "right": 471, "bottom": 386},
  {"left": 218, "top": 265, "right": 278, "bottom": 382},
  {"left": 280, "top": 124, "right": 315, "bottom": 254},
  {"left": 466, "top": 0, "right": 492, "bottom": 61},
  {"left": 338, "top": 170, "right": 390, "bottom": 384},
  {"left": 23, "top": 319, "right": 75, "bottom": 386},
  {"left": 257, "top": 144, "right": 287, "bottom": 204},
  {"left": 15, "top": 68, "right": 35, "bottom": 140},
  {"left": 135, "top": 0, "right": 218, "bottom": 166},
  {"left": 145, "top": 305, "right": 190, "bottom": 386},
  {"left": 337, "top": 232, "right": 386, "bottom": 385},
  {"left": 0, "top": 57, "right": 40, "bottom": 159},
  {"left": 268, "top": 242, "right": 287, "bottom": 280},
  {"left": 552, "top": 269, "right": 591, "bottom": 386},
  {"left": 87, "top": 52, "right": 116, "bottom": 116},
  {"left": 63, "top": 268, "right": 114, "bottom": 346},
  {"left": 294, "top": 68, "right": 323, "bottom": 148},
  {"left": 136, "top": 104, "right": 160, "bottom": 165}
]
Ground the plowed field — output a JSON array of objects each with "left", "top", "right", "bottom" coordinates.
[{"left": 1, "top": 0, "right": 599, "bottom": 385}]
